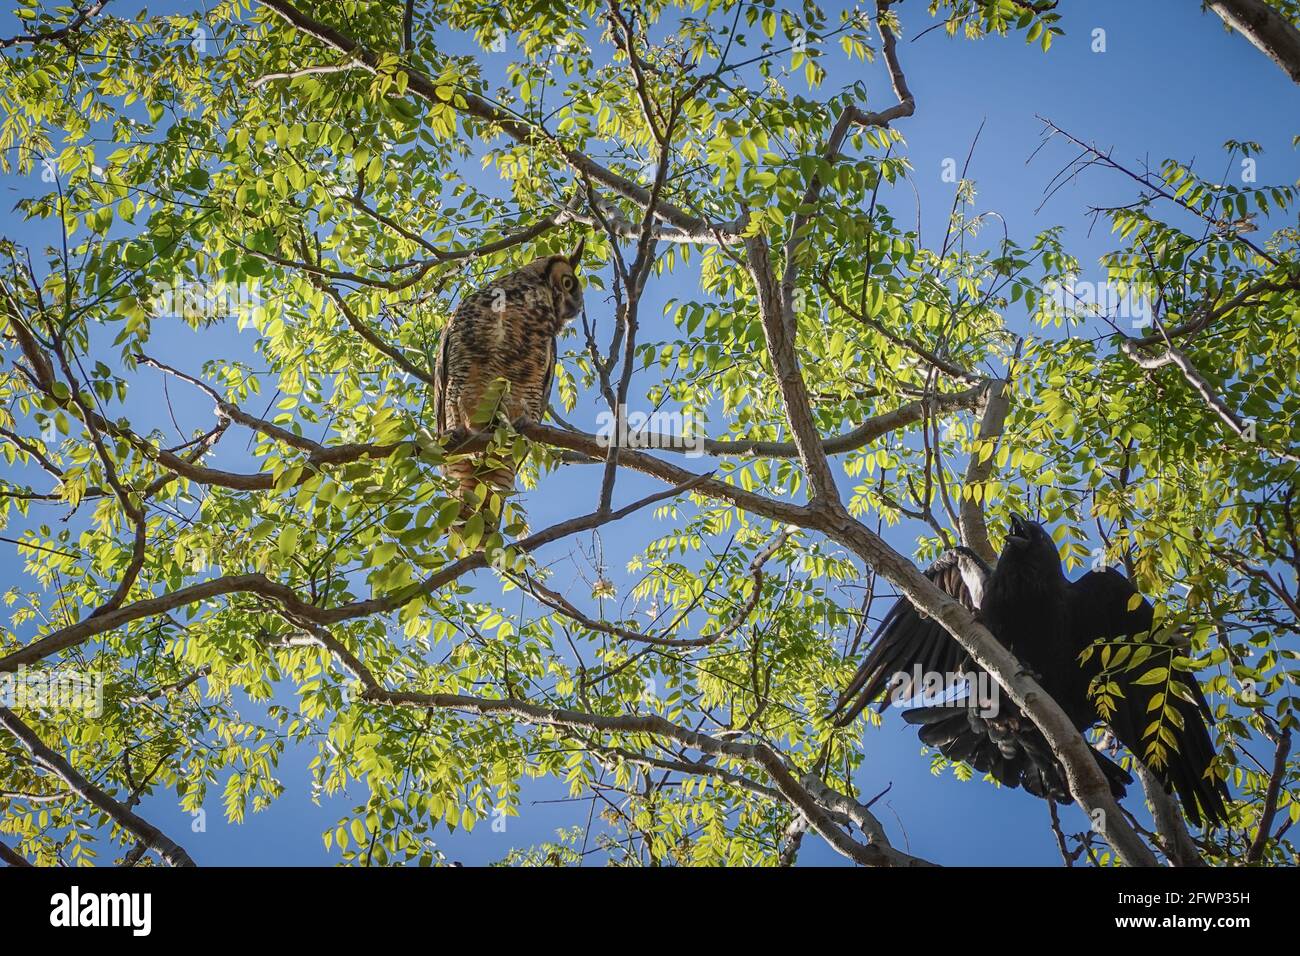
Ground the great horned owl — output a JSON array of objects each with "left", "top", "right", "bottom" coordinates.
[{"left": 433, "top": 241, "right": 585, "bottom": 521}]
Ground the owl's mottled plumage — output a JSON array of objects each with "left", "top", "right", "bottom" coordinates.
[{"left": 433, "top": 243, "right": 585, "bottom": 518}]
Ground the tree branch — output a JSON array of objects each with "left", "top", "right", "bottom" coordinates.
[
  {"left": 959, "top": 379, "right": 1012, "bottom": 563},
  {"left": 0, "top": 840, "right": 31, "bottom": 867},
  {"left": 366, "top": 687, "right": 932, "bottom": 866},
  {"left": 0, "top": 0, "right": 110, "bottom": 51},
  {"left": 257, "top": 0, "right": 745, "bottom": 243},
  {"left": 1136, "top": 763, "right": 1206, "bottom": 867},
  {"left": 1247, "top": 725, "right": 1292, "bottom": 862},
  {"left": 1207, "top": 0, "right": 1300, "bottom": 84},
  {"left": 0, "top": 477, "right": 706, "bottom": 673},
  {"left": 0, "top": 706, "right": 196, "bottom": 866},
  {"left": 1120, "top": 338, "right": 1300, "bottom": 463}
]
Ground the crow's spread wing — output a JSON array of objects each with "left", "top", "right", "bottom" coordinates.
[
  {"left": 834, "top": 548, "right": 1132, "bottom": 803},
  {"left": 830, "top": 548, "right": 989, "bottom": 726},
  {"left": 1067, "top": 568, "right": 1228, "bottom": 828},
  {"left": 900, "top": 703, "right": 1133, "bottom": 803}
]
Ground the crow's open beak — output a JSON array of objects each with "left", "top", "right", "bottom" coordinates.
[{"left": 1005, "top": 512, "right": 1030, "bottom": 547}]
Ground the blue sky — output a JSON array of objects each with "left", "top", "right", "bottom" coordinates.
[{"left": 2, "top": 0, "right": 1297, "bottom": 866}]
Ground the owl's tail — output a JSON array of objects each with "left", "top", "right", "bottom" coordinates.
[{"left": 443, "top": 456, "right": 516, "bottom": 527}]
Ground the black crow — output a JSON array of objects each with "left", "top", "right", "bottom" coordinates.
[{"left": 832, "top": 514, "right": 1229, "bottom": 827}]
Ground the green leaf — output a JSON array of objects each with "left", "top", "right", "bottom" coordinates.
[
  {"left": 1134, "top": 667, "right": 1169, "bottom": 687},
  {"left": 278, "top": 525, "right": 300, "bottom": 560}
]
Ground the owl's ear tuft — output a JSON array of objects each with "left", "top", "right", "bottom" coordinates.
[{"left": 567, "top": 237, "right": 586, "bottom": 268}]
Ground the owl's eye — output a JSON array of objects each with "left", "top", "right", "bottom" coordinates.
[{"left": 560, "top": 275, "right": 575, "bottom": 291}]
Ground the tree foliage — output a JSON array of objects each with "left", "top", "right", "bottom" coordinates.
[{"left": 0, "top": 0, "right": 1296, "bottom": 867}]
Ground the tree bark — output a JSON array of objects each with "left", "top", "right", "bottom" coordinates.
[
  {"left": 1207, "top": 0, "right": 1300, "bottom": 84},
  {"left": 1136, "top": 763, "right": 1206, "bottom": 867}
]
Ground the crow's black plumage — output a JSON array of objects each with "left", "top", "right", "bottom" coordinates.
[{"left": 832, "top": 514, "right": 1229, "bottom": 827}]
